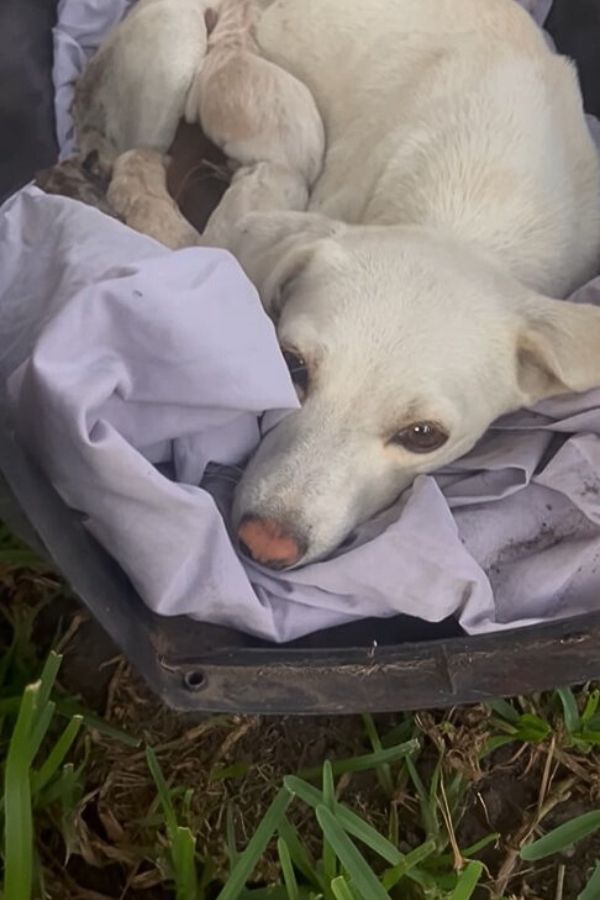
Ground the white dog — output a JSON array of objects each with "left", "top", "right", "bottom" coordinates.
[{"left": 108, "top": 0, "right": 600, "bottom": 570}]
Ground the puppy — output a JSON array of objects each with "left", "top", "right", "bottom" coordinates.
[
  {"left": 184, "top": 0, "right": 325, "bottom": 210},
  {"left": 74, "top": 0, "right": 212, "bottom": 168}
]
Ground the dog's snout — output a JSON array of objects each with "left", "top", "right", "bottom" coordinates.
[{"left": 237, "top": 515, "right": 306, "bottom": 569}]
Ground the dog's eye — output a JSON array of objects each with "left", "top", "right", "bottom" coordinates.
[
  {"left": 390, "top": 422, "right": 448, "bottom": 453},
  {"left": 282, "top": 349, "right": 309, "bottom": 394}
]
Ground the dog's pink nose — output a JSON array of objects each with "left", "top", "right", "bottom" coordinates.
[{"left": 238, "top": 516, "right": 304, "bottom": 569}]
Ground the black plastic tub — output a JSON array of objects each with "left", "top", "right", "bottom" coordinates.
[{"left": 1, "top": 0, "right": 600, "bottom": 714}]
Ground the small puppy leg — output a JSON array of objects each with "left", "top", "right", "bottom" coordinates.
[{"left": 107, "top": 149, "right": 202, "bottom": 250}]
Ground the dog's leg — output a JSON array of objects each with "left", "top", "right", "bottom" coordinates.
[{"left": 107, "top": 149, "right": 203, "bottom": 250}]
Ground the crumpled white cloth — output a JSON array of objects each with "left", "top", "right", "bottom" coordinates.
[{"left": 0, "top": 0, "right": 599, "bottom": 642}]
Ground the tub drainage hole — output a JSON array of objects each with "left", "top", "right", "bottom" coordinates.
[{"left": 183, "top": 669, "right": 206, "bottom": 691}]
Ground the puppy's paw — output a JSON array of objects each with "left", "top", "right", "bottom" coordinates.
[{"left": 107, "top": 149, "right": 170, "bottom": 218}]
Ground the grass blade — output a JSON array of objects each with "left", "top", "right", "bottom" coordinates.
[
  {"left": 172, "top": 826, "right": 198, "bottom": 900},
  {"left": 298, "top": 740, "right": 419, "bottom": 781},
  {"left": 429, "top": 758, "right": 442, "bottom": 808},
  {"left": 216, "top": 788, "right": 294, "bottom": 900},
  {"left": 381, "top": 840, "right": 437, "bottom": 890},
  {"left": 557, "top": 688, "right": 581, "bottom": 734},
  {"left": 283, "top": 777, "right": 328, "bottom": 809},
  {"left": 322, "top": 761, "right": 337, "bottom": 884},
  {"left": 31, "top": 714, "right": 83, "bottom": 797},
  {"left": 339, "top": 813, "right": 404, "bottom": 868},
  {"left": 277, "top": 837, "right": 300, "bottom": 900},
  {"left": 59, "top": 762, "right": 83, "bottom": 862},
  {"left": 146, "top": 746, "right": 178, "bottom": 840},
  {"left": 579, "top": 862, "right": 600, "bottom": 900},
  {"left": 463, "top": 833, "right": 500, "bottom": 858},
  {"left": 520, "top": 811, "right": 600, "bottom": 861},
  {"left": 381, "top": 720, "right": 413, "bottom": 748},
  {"left": 487, "top": 699, "right": 520, "bottom": 724},
  {"left": 27, "top": 700, "right": 56, "bottom": 765},
  {"left": 182, "top": 787, "right": 194, "bottom": 824},
  {"left": 362, "top": 715, "right": 394, "bottom": 796},
  {"left": 278, "top": 817, "right": 323, "bottom": 891},
  {"left": 435, "top": 832, "right": 500, "bottom": 865},
  {"left": 315, "top": 805, "right": 390, "bottom": 900},
  {"left": 404, "top": 756, "right": 439, "bottom": 841},
  {"left": 571, "top": 730, "right": 600, "bottom": 747},
  {"left": 449, "top": 862, "right": 484, "bottom": 899},
  {"left": 226, "top": 802, "right": 240, "bottom": 869},
  {"left": 284, "top": 776, "right": 402, "bottom": 866},
  {"left": 35, "top": 651, "right": 62, "bottom": 716},
  {"left": 239, "top": 889, "right": 312, "bottom": 900},
  {"left": 330, "top": 876, "right": 356, "bottom": 900},
  {"left": 323, "top": 761, "right": 335, "bottom": 809},
  {"left": 514, "top": 714, "right": 551, "bottom": 743},
  {"left": 4, "top": 682, "right": 38, "bottom": 900},
  {"left": 56, "top": 700, "right": 140, "bottom": 747},
  {"left": 582, "top": 690, "right": 600, "bottom": 724},
  {"left": 211, "top": 762, "right": 251, "bottom": 782},
  {"left": 0, "top": 548, "right": 46, "bottom": 568},
  {"left": 481, "top": 734, "right": 518, "bottom": 756}
]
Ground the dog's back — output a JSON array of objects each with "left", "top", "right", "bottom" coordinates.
[
  {"left": 256, "top": 0, "right": 600, "bottom": 297},
  {"left": 185, "top": 0, "right": 256, "bottom": 119}
]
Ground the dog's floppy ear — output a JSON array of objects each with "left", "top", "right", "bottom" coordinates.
[
  {"left": 229, "top": 211, "right": 346, "bottom": 316},
  {"left": 517, "top": 293, "right": 600, "bottom": 403}
]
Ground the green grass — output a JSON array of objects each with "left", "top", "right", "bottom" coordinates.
[
  {"left": 0, "top": 645, "right": 138, "bottom": 899},
  {"left": 0, "top": 635, "right": 492, "bottom": 899},
  {"left": 2, "top": 521, "right": 600, "bottom": 899},
  {"left": 142, "top": 747, "right": 490, "bottom": 900},
  {"left": 0, "top": 665, "right": 594, "bottom": 900}
]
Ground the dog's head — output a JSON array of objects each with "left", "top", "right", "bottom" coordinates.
[{"left": 230, "top": 212, "right": 600, "bottom": 569}]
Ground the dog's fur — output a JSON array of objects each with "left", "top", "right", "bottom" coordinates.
[
  {"left": 108, "top": 148, "right": 203, "bottom": 248},
  {"left": 74, "top": 0, "right": 212, "bottom": 166},
  {"left": 178, "top": 0, "right": 326, "bottom": 244},
  {"left": 34, "top": 121, "right": 230, "bottom": 235},
  {"left": 35, "top": 152, "right": 118, "bottom": 218},
  {"left": 107, "top": 0, "right": 600, "bottom": 567},
  {"left": 185, "top": 0, "right": 325, "bottom": 192}
]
